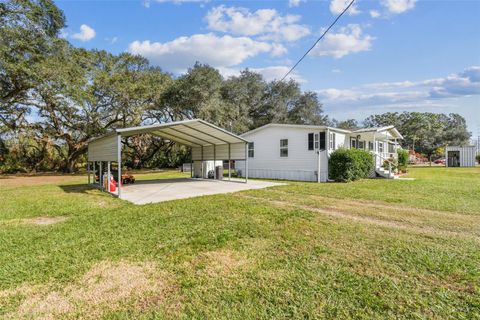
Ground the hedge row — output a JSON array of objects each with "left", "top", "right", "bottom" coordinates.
[{"left": 328, "top": 148, "right": 374, "bottom": 182}]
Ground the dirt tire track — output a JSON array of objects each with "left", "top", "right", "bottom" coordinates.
[{"left": 238, "top": 194, "right": 480, "bottom": 241}]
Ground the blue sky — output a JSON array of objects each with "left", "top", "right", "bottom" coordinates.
[{"left": 57, "top": 0, "right": 480, "bottom": 135}]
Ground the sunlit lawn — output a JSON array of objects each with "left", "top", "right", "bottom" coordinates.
[{"left": 0, "top": 167, "right": 479, "bottom": 319}]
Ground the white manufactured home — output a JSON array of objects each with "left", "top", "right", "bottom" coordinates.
[{"left": 236, "top": 124, "right": 403, "bottom": 182}]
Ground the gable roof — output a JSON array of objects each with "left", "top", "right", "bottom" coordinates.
[
  {"left": 241, "top": 123, "right": 403, "bottom": 139},
  {"left": 89, "top": 119, "right": 248, "bottom": 148},
  {"left": 241, "top": 123, "right": 351, "bottom": 137},
  {"left": 352, "top": 126, "right": 403, "bottom": 139}
]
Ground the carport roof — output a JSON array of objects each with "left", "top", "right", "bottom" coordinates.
[{"left": 114, "top": 119, "right": 248, "bottom": 147}]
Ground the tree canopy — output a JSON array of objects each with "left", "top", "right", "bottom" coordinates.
[
  {"left": 363, "top": 112, "right": 471, "bottom": 156},
  {"left": 0, "top": 0, "right": 471, "bottom": 173},
  {"left": 0, "top": 1, "right": 330, "bottom": 173}
]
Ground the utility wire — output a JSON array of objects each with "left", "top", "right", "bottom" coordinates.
[{"left": 280, "top": 0, "right": 356, "bottom": 82}]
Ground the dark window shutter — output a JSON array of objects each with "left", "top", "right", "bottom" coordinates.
[{"left": 308, "top": 133, "right": 314, "bottom": 150}]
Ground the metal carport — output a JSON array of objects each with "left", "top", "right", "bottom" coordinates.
[{"left": 87, "top": 119, "right": 249, "bottom": 198}]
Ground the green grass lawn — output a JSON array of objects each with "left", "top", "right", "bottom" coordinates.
[{"left": 0, "top": 167, "right": 479, "bottom": 319}]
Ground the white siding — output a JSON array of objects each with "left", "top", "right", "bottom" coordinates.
[
  {"left": 331, "top": 131, "right": 347, "bottom": 151},
  {"left": 235, "top": 125, "right": 403, "bottom": 183},
  {"left": 192, "top": 143, "right": 246, "bottom": 161},
  {"left": 446, "top": 146, "right": 477, "bottom": 167},
  {"left": 88, "top": 134, "right": 118, "bottom": 161},
  {"left": 238, "top": 127, "right": 329, "bottom": 182}
]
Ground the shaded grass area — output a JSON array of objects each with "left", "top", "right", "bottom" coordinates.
[{"left": 0, "top": 168, "right": 479, "bottom": 318}]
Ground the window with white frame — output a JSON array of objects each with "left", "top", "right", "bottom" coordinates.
[
  {"left": 280, "top": 139, "right": 288, "bottom": 157},
  {"left": 358, "top": 140, "right": 365, "bottom": 150},
  {"left": 329, "top": 133, "right": 336, "bottom": 150},
  {"left": 248, "top": 142, "right": 254, "bottom": 158},
  {"left": 378, "top": 142, "right": 384, "bottom": 153},
  {"left": 368, "top": 141, "right": 374, "bottom": 151},
  {"left": 388, "top": 142, "right": 395, "bottom": 153},
  {"left": 350, "top": 137, "right": 357, "bottom": 149},
  {"left": 314, "top": 133, "right": 319, "bottom": 149}
]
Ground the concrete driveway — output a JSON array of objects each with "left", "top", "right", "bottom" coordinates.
[{"left": 119, "top": 178, "right": 283, "bottom": 205}]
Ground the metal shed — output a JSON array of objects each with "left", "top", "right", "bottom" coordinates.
[
  {"left": 87, "top": 119, "right": 249, "bottom": 198},
  {"left": 445, "top": 146, "right": 477, "bottom": 167}
]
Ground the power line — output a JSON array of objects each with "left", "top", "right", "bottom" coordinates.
[{"left": 280, "top": 0, "right": 356, "bottom": 82}]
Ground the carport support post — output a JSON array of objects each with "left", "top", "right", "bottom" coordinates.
[
  {"left": 190, "top": 147, "right": 193, "bottom": 178},
  {"left": 117, "top": 134, "right": 122, "bottom": 198},
  {"left": 228, "top": 143, "right": 231, "bottom": 180},
  {"left": 107, "top": 162, "right": 111, "bottom": 193},
  {"left": 99, "top": 162, "right": 103, "bottom": 190},
  {"left": 87, "top": 161, "right": 91, "bottom": 184},
  {"left": 213, "top": 144, "right": 216, "bottom": 179},
  {"left": 201, "top": 146, "right": 204, "bottom": 179},
  {"left": 93, "top": 162, "right": 96, "bottom": 185}
]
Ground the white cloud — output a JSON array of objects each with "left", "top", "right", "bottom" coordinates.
[
  {"left": 329, "top": 0, "right": 360, "bottom": 15},
  {"left": 316, "top": 66, "right": 480, "bottom": 108},
  {"left": 332, "top": 69, "right": 341, "bottom": 73},
  {"left": 318, "top": 88, "right": 427, "bottom": 105},
  {"left": 361, "top": 67, "right": 480, "bottom": 97},
  {"left": 205, "top": 5, "right": 310, "bottom": 42},
  {"left": 288, "top": 0, "right": 302, "bottom": 7},
  {"left": 105, "top": 36, "right": 118, "bottom": 44},
  {"left": 369, "top": 10, "right": 381, "bottom": 18},
  {"left": 310, "top": 24, "right": 374, "bottom": 58},
  {"left": 429, "top": 66, "right": 480, "bottom": 98},
  {"left": 154, "top": 0, "right": 208, "bottom": 3},
  {"left": 128, "top": 33, "right": 285, "bottom": 73},
  {"left": 381, "top": 0, "right": 417, "bottom": 14},
  {"left": 71, "top": 24, "right": 96, "bottom": 42}
]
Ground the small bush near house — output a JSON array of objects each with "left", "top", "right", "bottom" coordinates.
[
  {"left": 476, "top": 154, "right": 480, "bottom": 164},
  {"left": 328, "top": 148, "right": 374, "bottom": 182},
  {"left": 397, "top": 149, "right": 409, "bottom": 173}
]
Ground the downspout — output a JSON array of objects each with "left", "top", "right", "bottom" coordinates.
[
  {"left": 245, "top": 142, "right": 249, "bottom": 183},
  {"left": 326, "top": 128, "right": 330, "bottom": 182},
  {"left": 326, "top": 128, "right": 330, "bottom": 153},
  {"left": 317, "top": 150, "right": 321, "bottom": 183}
]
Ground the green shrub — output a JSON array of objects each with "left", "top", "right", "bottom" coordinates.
[
  {"left": 397, "top": 149, "right": 409, "bottom": 166},
  {"left": 397, "top": 149, "right": 409, "bottom": 173},
  {"left": 476, "top": 154, "right": 480, "bottom": 163},
  {"left": 328, "top": 148, "right": 374, "bottom": 182}
]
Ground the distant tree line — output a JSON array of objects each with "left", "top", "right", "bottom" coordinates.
[{"left": 0, "top": 0, "right": 471, "bottom": 173}]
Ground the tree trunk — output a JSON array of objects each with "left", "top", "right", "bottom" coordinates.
[
  {"left": 63, "top": 145, "right": 88, "bottom": 173},
  {"left": 65, "top": 159, "right": 76, "bottom": 173}
]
